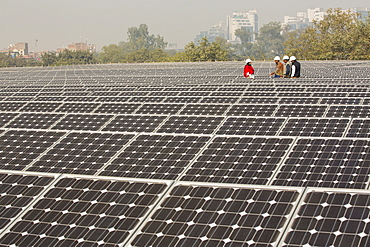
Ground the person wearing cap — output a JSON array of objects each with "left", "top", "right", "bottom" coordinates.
[
  {"left": 290, "top": 56, "right": 301, "bottom": 78},
  {"left": 282, "top": 55, "right": 291, "bottom": 78},
  {"left": 269, "top": 56, "right": 284, "bottom": 78},
  {"left": 244, "top": 58, "right": 255, "bottom": 79}
]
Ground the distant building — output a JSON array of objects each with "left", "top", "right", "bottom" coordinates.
[
  {"left": 194, "top": 22, "right": 227, "bottom": 43},
  {"left": 283, "top": 7, "right": 369, "bottom": 32},
  {"left": 8, "top": 42, "right": 29, "bottom": 56},
  {"left": 350, "top": 7, "right": 369, "bottom": 22},
  {"left": 65, "top": 42, "right": 96, "bottom": 53},
  {"left": 226, "top": 10, "right": 258, "bottom": 43}
]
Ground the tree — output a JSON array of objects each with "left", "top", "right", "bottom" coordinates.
[
  {"left": 233, "top": 28, "right": 255, "bottom": 59},
  {"left": 284, "top": 8, "right": 370, "bottom": 60},
  {"left": 254, "top": 22, "right": 286, "bottom": 59}
]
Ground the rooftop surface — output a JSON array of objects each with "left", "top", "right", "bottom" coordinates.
[{"left": 0, "top": 61, "right": 370, "bottom": 246}]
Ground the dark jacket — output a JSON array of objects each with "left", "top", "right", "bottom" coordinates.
[{"left": 291, "top": 60, "right": 301, "bottom": 77}]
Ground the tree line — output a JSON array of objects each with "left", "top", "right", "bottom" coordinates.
[{"left": 0, "top": 8, "right": 368, "bottom": 67}]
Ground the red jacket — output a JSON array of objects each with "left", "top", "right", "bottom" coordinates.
[{"left": 244, "top": 64, "right": 254, "bottom": 77}]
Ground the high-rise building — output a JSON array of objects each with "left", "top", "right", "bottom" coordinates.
[
  {"left": 194, "top": 22, "right": 226, "bottom": 43},
  {"left": 226, "top": 10, "right": 258, "bottom": 43}
]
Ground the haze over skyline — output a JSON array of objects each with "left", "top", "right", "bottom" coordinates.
[{"left": 1, "top": 0, "right": 369, "bottom": 52}]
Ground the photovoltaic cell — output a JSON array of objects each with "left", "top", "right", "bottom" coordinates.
[
  {"left": 226, "top": 104, "right": 277, "bottom": 117},
  {"left": 55, "top": 103, "right": 100, "bottom": 113},
  {"left": 51, "top": 114, "right": 113, "bottom": 131},
  {"left": 94, "top": 103, "right": 141, "bottom": 114},
  {"left": 279, "top": 118, "right": 350, "bottom": 137},
  {"left": 0, "top": 113, "right": 18, "bottom": 128},
  {"left": 102, "top": 115, "right": 167, "bottom": 132},
  {"left": 0, "top": 176, "right": 168, "bottom": 246},
  {"left": 179, "top": 104, "right": 230, "bottom": 116},
  {"left": 346, "top": 119, "right": 370, "bottom": 138},
  {"left": 0, "top": 130, "right": 65, "bottom": 171},
  {"left": 181, "top": 136, "right": 293, "bottom": 185},
  {"left": 0, "top": 172, "right": 55, "bottom": 233},
  {"left": 274, "top": 105, "right": 327, "bottom": 117},
  {"left": 4, "top": 113, "right": 64, "bottom": 130},
  {"left": 326, "top": 105, "right": 370, "bottom": 118},
  {"left": 282, "top": 190, "right": 370, "bottom": 247},
  {"left": 157, "top": 116, "right": 224, "bottom": 135},
  {"left": 99, "top": 134, "right": 211, "bottom": 180},
  {"left": 135, "top": 104, "right": 184, "bottom": 115},
  {"left": 0, "top": 102, "right": 27, "bottom": 112},
  {"left": 27, "top": 132, "right": 135, "bottom": 175},
  {"left": 130, "top": 183, "right": 300, "bottom": 247},
  {"left": 272, "top": 138, "right": 370, "bottom": 189},
  {"left": 217, "top": 117, "right": 285, "bottom": 136}
]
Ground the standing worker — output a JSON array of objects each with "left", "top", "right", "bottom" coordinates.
[
  {"left": 269, "top": 56, "right": 284, "bottom": 78},
  {"left": 244, "top": 59, "right": 255, "bottom": 79},
  {"left": 290, "top": 56, "right": 301, "bottom": 78},
  {"left": 282, "top": 55, "right": 291, "bottom": 78}
]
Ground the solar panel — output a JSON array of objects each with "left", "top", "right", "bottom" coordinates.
[
  {"left": 226, "top": 104, "right": 277, "bottom": 116},
  {"left": 275, "top": 105, "right": 327, "bottom": 117},
  {"left": 51, "top": 114, "right": 113, "bottom": 131},
  {"left": 157, "top": 116, "right": 224, "bottom": 135},
  {"left": 0, "top": 175, "right": 168, "bottom": 246},
  {"left": 326, "top": 105, "right": 370, "bottom": 118},
  {"left": 279, "top": 118, "right": 350, "bottom": 137},
  {"left": 135, "top": 103, "right": 184, "bottom": 115},
  {"left": 0, "top": 172, "right": 56, "bottom": 233},
  {"left": 0, "top": 130, "right": 65, "bottom": 171},
  {"left": 181, "top": 136, "right": 294, "bottom": 185},
  {"left": 27, "top": 132, "right": 135, "bottom": 175},
  {"left": 99, "top": 134, "right": 211, "bottom": 180},
  {"left": 0, "top": 113, "right": 18, "bottom": 128},
  {"left": 4, "top": 113, "right": 64, "bottom": 130},
  {"left": 272, "top": 138, "right": 370, "bottom": 189},
  {"left": 281, "top": 188, "right": 370, "bottom": 247},
  {"left": 129, "top": 183, "right": 301, "bottom": 247},
  {"left": 0, "top": 102, "right": 27, "bottom": 112},
  {"left": 94, "top": 103, "right": 141, "bottom": 114},
  {"left": 216, "top": 117, "right": 285, "bottom": 136},
  {"left": 102, "top": 115, "right": 167, "bottom": 132},
  {"left": 55, "top": 103, "right": 100, "bottom": 113}
]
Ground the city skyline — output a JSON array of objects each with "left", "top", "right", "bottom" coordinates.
[{"left": 1, "top": 0, "right": 369, "bottom": 52}]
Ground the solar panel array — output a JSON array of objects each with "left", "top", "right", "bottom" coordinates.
[{"left": 0, "top": 60, "right": 370, "bottom": 246}]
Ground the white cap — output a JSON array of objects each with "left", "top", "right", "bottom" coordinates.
[
  {"left": 274, "top": 56, "right": 280, "bottom": 61},
  {"left": 289, "top": 56, "right": 297, "bottom": 61},
  {"left": 283, "top": 55, "right": 290, "bottom": 60},
  {"left": 245, "top": 58, "right": 252, "bottom": 63}
]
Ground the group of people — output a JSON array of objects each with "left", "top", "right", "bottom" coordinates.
[{"left": 244, "top": 56, "right": 301, "bottom": 79}]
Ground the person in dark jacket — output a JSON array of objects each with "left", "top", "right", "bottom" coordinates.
[
  {"left": 244, "top": 59, "right": 255, "bottom": 78},
  {"left": 289, "top": 56, "right": 301, "bottom": 78},
  {"left": 282, "top": 55, "right": 291, "bottom": 78}
]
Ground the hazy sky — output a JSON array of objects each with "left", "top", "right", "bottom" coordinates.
[{"left": 1, "top": 0, "right": 369, "bottom": 52}]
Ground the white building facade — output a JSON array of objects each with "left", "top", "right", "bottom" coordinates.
[{"left": 226, "top": 10, "right": 258, "bottom": 43}]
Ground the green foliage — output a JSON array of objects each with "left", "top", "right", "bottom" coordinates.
[
  {"left": 41, "top": 50, "right": 96, "bottom": 66},
  {"left": 285, "top": 8, "right": 370, "bottom": 60},
  {"left": 254, "top": 21, "right": 286, "bottom": 59},
  {"left": 171, "top": 37, "right": 228, "bottom": 62},
  {"left": 0, "top": 53, "right": 42, "bottom": 67},
  {"left": 98, "top": 24, "right": 169, "bottom": 63}
]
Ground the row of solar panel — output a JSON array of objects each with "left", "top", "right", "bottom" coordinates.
[
  {"left": 1, "top": 129, "right": 370, "bottom": 189},
  {"left": 0, "top": 171, "right": 369, "bottom": 247},
  {"left": 1, "top": 112, "right": 370, "bottom": 138},
  {"left": 3, "top": 101, "right": 370, "bottom": 118},
  {"left": 5, "top": 93, "right": 370, "bottom": 103}
]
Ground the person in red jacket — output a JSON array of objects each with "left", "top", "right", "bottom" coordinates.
[{"left": 244, "top": 59, "right": 255, "bottom": 78}]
